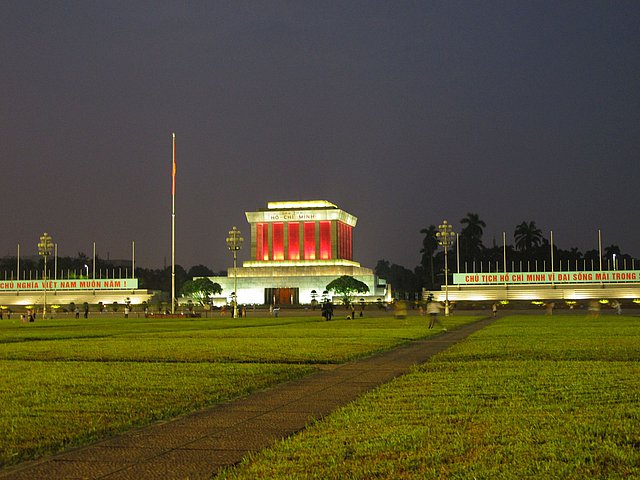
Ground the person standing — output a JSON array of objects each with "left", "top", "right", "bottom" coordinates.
[
  {"left": 427, "top": 301, "right": 445, "bottom": 330},
  {"left": 545, "top": 302, "right": 555, "bottom": 315},
  {"left": 325, "top": 301, "right": 333, "bottom": 321},
  {"left": 611, "top": 300, "right": 622, "bottom": 315},
  {"left": 492, "top": 303, "right": 498, "bottom": 317}
]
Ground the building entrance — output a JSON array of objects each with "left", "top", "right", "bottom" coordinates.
[{"left": 265, "top": 288, "right": 299, "bottom": 305}]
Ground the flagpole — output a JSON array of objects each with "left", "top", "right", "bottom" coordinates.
[{"left": 171, "top": 133, "right": 176, "bottom": 314}]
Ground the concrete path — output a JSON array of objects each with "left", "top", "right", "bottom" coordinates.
[{"left": 1, "top": 316, "right": 495, "bottom": 480}]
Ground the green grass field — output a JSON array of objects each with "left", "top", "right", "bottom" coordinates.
[
  {"left": 216, "top": 315, "right": 640, "bottom": 480},
  {"left": 0, "top": 312, "right": 476, "bottom": 468}
]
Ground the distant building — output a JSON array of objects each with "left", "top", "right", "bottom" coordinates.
[{"left": 207, "top": 200, "right": 388, "bottom": 306}]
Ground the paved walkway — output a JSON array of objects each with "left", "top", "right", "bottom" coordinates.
[{"left": 1, "top": 316, "right": 495, "bottom": 480}]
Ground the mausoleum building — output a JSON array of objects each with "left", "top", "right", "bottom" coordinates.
[{"left": 208, "top": 201, "right": 388, "bottom": 306}]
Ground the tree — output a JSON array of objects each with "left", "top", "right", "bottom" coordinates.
[
  {"left": 187, "top": 264, "right": 215, "bottom": 278},
  {"left": 514, "top": 221, "right": 543, "bottom": 258},
  {"left": 165, "top": 265, "right": 188, "bottom": 294},
  {"left": 389, "top": 264, "right": 419, "bottom": 300},
  {"left": 605, "top": 244, "right": 622, "bottom": 269},
  {"left": 459, "top": 213, "right": 486, "bottom": 262},
  {"left": 460, "top": 213, "right": 486, "bottom": 240},
  {"left": 604, "top": 244, "right": 621, "bottom": 258},
  {"left": 375, "top": 260, "right": 419, "bottom": 299},
  {"left": 181, "top": 278, "right": 222, "bottom": 306},
  {"left": 374, "top": 260, "right": 391, "bottom": 280},
  {"left": 420, "top": 225, "right": 438, "bottom": 288},
  {"left": 326, "top": 275, "right": 369, "bottom": 306},
  {"left": 557, "top": 247, "right": 583, "bottom": 270}
]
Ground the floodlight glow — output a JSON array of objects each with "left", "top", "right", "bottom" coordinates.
[{"left": 267, "top": 200, "right": 337, "bottom": 210}]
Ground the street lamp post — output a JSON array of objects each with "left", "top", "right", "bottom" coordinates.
[
  {"left": 226, "top": 226, "right": 244, "bottom": 318},
  {"left": 37, "top": 232, "right": 54, "bottom": 318},
  {"left": 436, "top": 220, "right": 455, "bottom": 316}
]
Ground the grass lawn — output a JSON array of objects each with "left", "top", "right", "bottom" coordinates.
[
  {"left": 0, "top": 312, "right": 478, "bottom": 468},
  {"left": 216, "top": 315, "right": 640, "bottom": 480}
]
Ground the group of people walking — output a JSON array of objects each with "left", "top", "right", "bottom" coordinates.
[{"left": 320, "top": 300, "right": 368, "bottom": 321}]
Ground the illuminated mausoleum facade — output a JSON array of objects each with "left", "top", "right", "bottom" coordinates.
[{"left": 208, "top": 201, "right": 388, "bottom": 305}]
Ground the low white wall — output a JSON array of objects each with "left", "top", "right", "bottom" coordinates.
[{"left": 0, "top": 289, "right": 153, "bottom": 307}]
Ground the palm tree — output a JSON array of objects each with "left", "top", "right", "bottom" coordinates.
[
  {"left": 459, "top": 213, "right": 486, "bottom": 263},
  {"left": 460, "top": 213, "right": 486, "bottom": 239},
  {"left": 604, "top": 245, "right": 621, "bottom": 258},
  {"left": 514, "top": 221, "right": 543, "bottom": 258},
  {"left": 420, "top": 225, "right": 438, "bottom": 288},
  {"left": 605, "top": 244, "right": 621, "bottom": 269}
]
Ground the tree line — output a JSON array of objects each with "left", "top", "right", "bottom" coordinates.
[
  {"left": 376, "top": 213, "right": 638, "bottom": 300},
  {"left": 3, "top": 215, "right": 635, "bottom": 303},
  {"left": 0, "top": 254, "right": 224, "bottom": 294}
]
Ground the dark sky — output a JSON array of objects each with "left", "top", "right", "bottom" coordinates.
[{"left": 2, "top": 1, "right": 639, "bottom": 271}]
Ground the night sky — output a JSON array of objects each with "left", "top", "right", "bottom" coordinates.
[{"left": 3, "top": 1, "right": 639, "bottom": 271}]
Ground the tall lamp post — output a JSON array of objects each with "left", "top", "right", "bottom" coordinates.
[
  {"left": 226, "top": 226, "right": 243, "bottom": 318},
  {"left": 38, "top": 232, "right": 54, "bottom": 318},
  {"left": 436, "top": 220, "right": 455, "bottom": 316}
]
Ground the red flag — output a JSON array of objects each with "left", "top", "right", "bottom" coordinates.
[{"left": 172, "top": 133, "right": 176, "bottom": 196}]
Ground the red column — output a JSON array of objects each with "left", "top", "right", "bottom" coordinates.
[
  {"left": 272, "top": 223, "right": 284, "bottom": 260},
  {"left": 339, "top": 222, "right": 346, "bottom": 259},
  {"left": 256, "top": 223, "right": 269, "bottom": 261},
  {"left": 287, "top": 222, "right": 300, "bottom": 260},
  {"left": 304, "top": 222, "right": 316, "bottom": 260},
  {"left": 320, "top": 221, "right": 331, "bottom": 260},
  {"left": 256, "top": 223, "right": 264, "bottom": 261}
]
